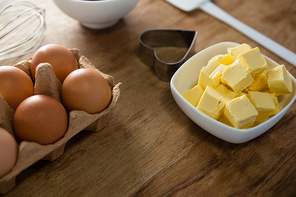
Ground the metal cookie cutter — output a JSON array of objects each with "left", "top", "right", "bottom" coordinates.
[{"left": 139, "top": 29, "right": 197, "bottom": 82}]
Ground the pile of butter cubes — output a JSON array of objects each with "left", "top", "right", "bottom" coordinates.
[{"left": 182, "top": 43, "right": 293, "bottom": 129}]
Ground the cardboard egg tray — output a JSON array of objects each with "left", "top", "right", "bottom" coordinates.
[{"left": 0, "top": 49, "right": 121, "bottom": 194}]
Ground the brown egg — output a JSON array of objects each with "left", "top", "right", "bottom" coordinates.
[
  {"left": 30, "top": 44, "right": 78, "bottom": 83},
  {"left": 0, "top": 66, "right": 34, "bottom": 110},
  {"left": 0, "top": 127, "right": 18, "bottom": 178},
  {"left": 61, "top": 68, "right": 112, "bottom": 114},
  {"left": 13, "top": 95, "right": 68, "bottom": 145}
]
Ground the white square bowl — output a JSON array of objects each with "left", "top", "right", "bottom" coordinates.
[{"left": 170, "top": 42, "right": 296, "bottom": 143}]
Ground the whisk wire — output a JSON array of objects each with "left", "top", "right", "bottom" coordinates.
[{"left": 0, "top": 1, "right": 46, "bottom": 61}]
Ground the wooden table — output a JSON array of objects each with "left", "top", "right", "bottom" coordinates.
[{"left": 1, "top": 0, "right": 296, "bottom": 196}]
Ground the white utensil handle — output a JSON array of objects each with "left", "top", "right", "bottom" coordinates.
[{"left": 200, "top": 1, "right": 296, "bottom": 67}]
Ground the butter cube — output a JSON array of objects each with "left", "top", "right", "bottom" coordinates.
[
  {"left": 248, "top": 71, "right": 269, "bottom": 91},
  {"left": 238, "top": 47, "right": 267, "bottom": 75},
  {"left": 197, "top": 86, "right": 230, "bottom": 120},
  {"left": 267, "top": 64, "right": 293, "bottom": 95},
  {"left": 237, "top": 92, "right": 247, "bottom": 97},
  {"left": 221, "top": 60, "right": 253, "bottom": 93},
  {"left": 210, "top": 54, "right": 235, "bottom": 65},
  {"left": 182, "top": 84, "right": 203, "bottom": 107},
  {"left": 227, "top": 43, "right": 252, "bottom": 60},
  {"left": 247, "top": 91, "right": 276, "bottom": 122},
  {"left": 223, "top": 95, "right": 258, "bottom": 129},
  {"left": 198, "top": 60, "right": 220, "bottom": 90},
  {"left": 215, "top": 84, "right": 237, "bottom": 99},
  {"left": 269, "top": 93, "right": 281, "bottom": 116},
  {"left": 209, "top": 64, "right": 227, "bottom": 88},
  {"left": 198, "top": 54, "right": 236, "bottom": 90}
]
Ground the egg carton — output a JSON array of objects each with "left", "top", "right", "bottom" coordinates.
[{"left": 0, "top": 49, "right": 121, "bottom": 194}]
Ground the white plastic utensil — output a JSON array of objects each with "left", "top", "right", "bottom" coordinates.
[{"left": 165, "top": 0, "right": 296, "bottom": 67}]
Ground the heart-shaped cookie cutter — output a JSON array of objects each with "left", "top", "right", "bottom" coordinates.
[{"left": 139, "top": 29, "right": 197, "bottom": 82}]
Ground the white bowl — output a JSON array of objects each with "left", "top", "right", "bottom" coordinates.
[
  {"left": 52, "top": 0, "right": 139, "bottom": 29},
  {"left": 170, "top": 42, "right": 296, "bottom": 143}
]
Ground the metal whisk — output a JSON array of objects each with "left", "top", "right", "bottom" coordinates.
[{"left": 0, "top": 1, "right": 46, "bottom": 61}]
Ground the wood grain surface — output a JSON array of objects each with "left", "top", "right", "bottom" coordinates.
[{"left": 1, "top": 0, "right": 296, "bottom": 196}]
